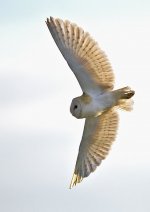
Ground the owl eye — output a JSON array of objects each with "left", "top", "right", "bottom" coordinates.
[{"left": 74, "top": 105, "right": 78, "bottom": 110}]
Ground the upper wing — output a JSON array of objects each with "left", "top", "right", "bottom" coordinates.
[
  {"left": 70, "top": 109, "right": 119, "bottom": 188},
  {"left": 46, "top": 17, "right": 115, "bottom": 95}
]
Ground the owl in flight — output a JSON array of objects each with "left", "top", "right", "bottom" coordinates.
[{"left": 46, "top": 17, "right": 135, "bottom": 188}]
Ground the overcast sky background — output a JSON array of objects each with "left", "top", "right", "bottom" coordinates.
[{"left": 0, "top": 0, "right": 150, "bottom": 211}]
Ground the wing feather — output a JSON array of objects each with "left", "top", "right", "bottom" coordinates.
[
  {"left": 70, "top": 109, "right": 119, "bottom": 188},
  {"left": 46, "top": 17, "right": 115, "bottom": 95}
]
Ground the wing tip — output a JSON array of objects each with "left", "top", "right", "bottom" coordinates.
[
  {"left": 45, "top": 16, "right": 54, "bottom": 25},
  {"left": 69, "top": 173, "right": 83, "bottom": 189},
  {"left": 45, "top": 17, "right": 49, "bottom": 26}
]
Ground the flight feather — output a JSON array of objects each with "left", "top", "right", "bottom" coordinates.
[
  {"left": 70, "top": 109, "right": 118, "bottom": 188},
  {"left": 46, "top": 17, "right": 115, "bottom": 94}
]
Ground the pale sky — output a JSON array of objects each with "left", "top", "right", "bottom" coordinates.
[{"left": 0, "top": 0, "right": 150, "bottom": 211}]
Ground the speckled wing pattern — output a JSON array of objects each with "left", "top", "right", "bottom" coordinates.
[
  {"left": 70, "top": 109, "right": 118, "bottom": 188},
  {"left": 46, "top": 17, "right": 115, "bottom": 94}
]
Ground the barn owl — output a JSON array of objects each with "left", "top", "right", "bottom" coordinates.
[{"left": 46, "top": 17, "right": 135, "bottom": 188}]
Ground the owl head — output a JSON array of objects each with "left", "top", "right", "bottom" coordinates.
[
  {"left": 70, "top": 94, "right": 94, "bottom": 119},
  {"left": 70, "top": 97, "right": 83, "bottom": 119}
]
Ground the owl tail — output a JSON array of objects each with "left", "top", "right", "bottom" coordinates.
[{"left": 113, "top": 86, "right": 135, "bottom": 111}]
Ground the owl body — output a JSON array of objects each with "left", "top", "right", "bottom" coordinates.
[{"left": 70, "top": 91, "right": 116, "bottom": 119}]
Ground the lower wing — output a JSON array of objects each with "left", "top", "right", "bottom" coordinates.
[{"left": 70, "top": 109, "right": 119, "bottom": 188}]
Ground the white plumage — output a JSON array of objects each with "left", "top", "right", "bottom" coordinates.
[{"left": 46, "top": 17, "right": 135, "bottom": 188}]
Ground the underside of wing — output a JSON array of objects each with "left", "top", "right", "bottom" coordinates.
[
  {"left": 70, "top": 109, "right": 119, "bottom": 188},
  {"left": 46, "top": 17, "right": 115, "bottom": 95}
]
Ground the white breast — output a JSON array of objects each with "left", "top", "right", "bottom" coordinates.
[{"left": 82, "top": 92, "right": 116, "bottom": 118}]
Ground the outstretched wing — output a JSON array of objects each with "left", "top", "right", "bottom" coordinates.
[
  {"left": 46, "top": 17, "right": 115, "bottom": 95},
  {"left": 70, "top": 109, "right": 118, "bottom": 188}
]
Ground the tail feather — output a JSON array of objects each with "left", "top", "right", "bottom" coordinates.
[
  {"left": 118, "top": 99, "right": 134, "bottom": 111},
  {"left": 114, "top": 86, "right": 135, "bottom": 99},
  {"left": 120, "top": 87, "right": 135, "bottom": 99},
  {"left": 113, "top": 86, "right": 135, "bottom": 111}
]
